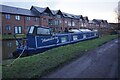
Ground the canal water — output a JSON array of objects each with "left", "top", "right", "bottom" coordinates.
[{"left": 2, "top": 39, "right": 21, "bottom": 60}]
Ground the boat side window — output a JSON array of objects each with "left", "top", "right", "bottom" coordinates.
[
  {"left": 29, "top": 26, "right": 35, "bottom": 34},
  {"left": 37, "top": 27, "right": 51, "bottom": 35},
  {"left": 73, "top": 35, "right": 78, "bottom": 40},
  {"left": 61, "top": 37, "right": 67, "bottom": 43}
]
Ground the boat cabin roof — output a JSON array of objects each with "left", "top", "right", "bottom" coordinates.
[
  {"left": 28, "top": 25, "right": 52, "bottom": 36},
  {"left": 79, "top": 29, "right": 92, "bottom": 32}
]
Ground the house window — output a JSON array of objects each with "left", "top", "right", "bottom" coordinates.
[
  {"left": 65, "top": 20, "right": 67, "bottom": 24},
  {"left": 54, "top": 20, "right": 59, "bottom": 26},
  {"left": 85, "top": 20, "right": 88, "bottom": 23},
  {"left": 81, "top": 23, "right": 84, "bottom": 27},
  {"left": 14, "top": 26, "right": 22, "bottom": 34},
  {"left": 80, "top": 19, "right": 82, "bottom": 22},
  {"left": 35, "top": 17, "right": 38, "bottom": 22},
  {"left": 5, "top": 14, "right": 10, "bottom": 19},
  {"left": 56, "top": 15, "right": 61, "bottom": 18},
  {"left": 59, "top": 20, "right": 62, "bottom": 26},
  {"left": 43, "top": 12, "right": 48, "bottom": 16},
  {"left": 72, "top": 21, "right": 75, "bottom": 26},
  {"left": 15, "top": 15, "right": 20, "bottom": 20},
  {"left": 26, "top": 16, "right": 30, "bottom": 21},
  {"left": 5, "top": 25, "right": 11, "bottom": 31},
  {"left": 59, "top": 20, "right": 62, "bottom": 24},
  {"left": 48, "top": 19, "right": 53, "bottom": 26},
  {"left": 68, "top": 21, "right": 71, "bottom": 26}
]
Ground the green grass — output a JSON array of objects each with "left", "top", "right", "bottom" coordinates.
[
  {"left": 2, "top": 34, "right": 118, "bottom": 78},
  {"left": 0, "top": 34, "right": 26, "bottom": 40}
]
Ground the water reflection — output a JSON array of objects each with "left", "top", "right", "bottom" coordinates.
[{"left": 2, "top": 39, "right": 18, "bottom": 60}]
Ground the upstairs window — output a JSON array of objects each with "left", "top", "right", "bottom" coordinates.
[
  {"left": 26, "top": 16, "right": 30, "bottom": 21},
  {"left": 72, "top": 21, "right": 75, "bottom": 26},
  {"left": 80, "top": 19, "right": 82, "bottom": 22},
  {"left": 5, "top": 14, "right": 11, "bottom": 19},
  {"left": 56, "top": 15, "right": 61, "bottom": 18},
  {"left": 43, "top": 18, "right": 47, "bottom": 22},
  {"left": 35, "top": 17, "right": 38, "bottom": 22},
  {"left": 85, "top": 20, "right": 88, "bottom": 23},
  {"left": 59, "top": 20, "right": 62, "bottom": 24},
  {"left": 15, "top": 15, "right": 20, "bottom": 20},
  {"left": 48, "top": 19, "right": 53, "bottom": 26},
  {"left": 43, "top": 12, "right": 48, "bottom": 15},
  {"left": 65, "top": 20, "right": 67, "bottom": 24},
  {"left": 68, "top": 22, "right": 71, "bottom": 26}
]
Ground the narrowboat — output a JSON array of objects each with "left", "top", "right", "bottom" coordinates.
[{"left": 13, "top": 25, "right": 99, "bottom": 57}]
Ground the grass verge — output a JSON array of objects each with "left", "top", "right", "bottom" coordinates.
[
  {"left": 0, "top": 34, "right": 26, "bottom": 40},
  {"left": 2, "top": 34, "right": 118, "bottom": 78}
]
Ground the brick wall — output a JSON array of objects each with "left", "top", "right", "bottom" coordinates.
[
  {"left": 2, "top": 14, "right": 24, "bottom": 34},
  {"left": 2, "top": 13, "right": 40, "bottom": 34}
]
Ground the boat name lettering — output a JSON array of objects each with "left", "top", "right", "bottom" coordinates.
[{"left": 42, "top": 37, "right": 58, "bottom": 43}]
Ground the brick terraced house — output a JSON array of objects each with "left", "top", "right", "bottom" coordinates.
[{"left": 0, "top": 5, "right": 109, "bottom": 35}]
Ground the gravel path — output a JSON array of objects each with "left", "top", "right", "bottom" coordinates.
[{"left": 43, "top": 38, "right": 119, "bottom": 78}]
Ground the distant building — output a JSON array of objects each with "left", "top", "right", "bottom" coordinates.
[
  {"left": 92, "top": 19, "right": 109, "bottom": 28},
  {"left": 0, "top": 5, "right": 109, "bottom": 35}
]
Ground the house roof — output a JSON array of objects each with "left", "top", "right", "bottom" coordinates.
[
  {"left": 92, "top": 19, "right": 108, "bottom": 24},
  {"left": 31, "top": 6, "right": 47, "bottom": 13},
  {"left": 62, "top": 12, "right": 81, "bottom": 19},
  {"left": 83, "top": 16, "right": 89, "bottom": 21},
  {"left": 51, "top": 10, "right": 58, "bottom": 15},
  {"left": 0, "top": 5, "right": 37, "bottom": 16},
  {"left": 51, "top": 10, "right": 63, "bottom": 16},
  {"left": 92, "top": 19, "right": 101, "bottom": 24},
  {"left": 89, "top": 20, "right": 94, "bottom": 24},
  {"left": 103, "top": 20, "right": 108, "bottom": 24},
  {"left": 31, "top": 6, "right": 53, "bottom": 15}
]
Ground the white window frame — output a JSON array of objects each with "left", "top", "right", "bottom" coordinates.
[
  {"left": 15, "top": 15, "right": 20, "bottom": 20},
  {"left": 35, "top": 17, "right": 38, "bottom": 22},
  {"left": 26, "top": 16, "right": 30, "bottom": 21},
  {"left": 5, "top": 14, "right": 10, "bottom": 19},
  {"left": 14, "top": 26, "right": 22, "bottom": 34}
]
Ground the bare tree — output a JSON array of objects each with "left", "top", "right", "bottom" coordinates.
[
  {"left": 118, "top": 1, "right": 120, "bottom": 23},
  {"left": 115, "top": 1, "right": 120, "bottom": 23}
]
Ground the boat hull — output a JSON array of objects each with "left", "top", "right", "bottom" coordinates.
[{"left": 13, "top": 32, "right": 99, "bottom": 57}]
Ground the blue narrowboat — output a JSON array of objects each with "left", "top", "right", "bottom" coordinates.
[{"left": 13, "top": 25, "right": 99, "bottom": 57}]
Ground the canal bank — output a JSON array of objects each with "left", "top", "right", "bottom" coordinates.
[
  {"left": 2, "top": 35, "right": 118, "bottom": 78},
  {"left": 2, "top": 39, "right": 17, "bottom": 59},
  {"left": 1, "top": 34, "right": 26, "bottom": 60}
]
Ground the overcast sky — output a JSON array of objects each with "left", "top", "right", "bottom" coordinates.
[{"left": 0, "top": 0, "right": 119, "bottom": 23}]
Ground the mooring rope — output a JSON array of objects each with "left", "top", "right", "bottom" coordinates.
[{"left": 6, "top": 46, "right": 26, "bottom": 67}]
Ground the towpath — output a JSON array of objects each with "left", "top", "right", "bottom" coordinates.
[{"left": 43, "top": 38, "right": 119, "bottom": 78}]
